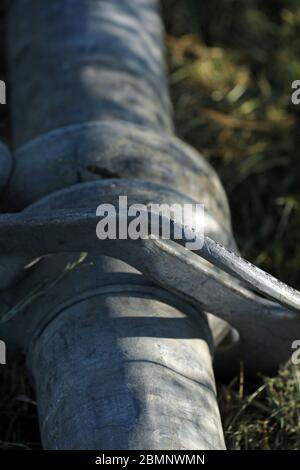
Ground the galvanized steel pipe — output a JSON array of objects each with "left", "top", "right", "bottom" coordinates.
[{"left": 1, "top": 0, "right": 239, "bottom": 449}]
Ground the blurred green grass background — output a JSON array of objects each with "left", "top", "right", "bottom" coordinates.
[{"left": 0, "top": 0, "right": 300, "bottom": 450}]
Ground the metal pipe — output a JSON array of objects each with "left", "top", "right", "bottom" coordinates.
[{"left": 2, "top": 0, "right": 235, "bottom": 449}]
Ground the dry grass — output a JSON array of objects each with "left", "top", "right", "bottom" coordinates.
[{"left": 219, "top": 364, "right": 300, "bottom": 449}]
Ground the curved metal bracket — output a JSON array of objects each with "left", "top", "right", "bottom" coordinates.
[{"left": 0, "top": 206, "right": 299, "bottom": 374}]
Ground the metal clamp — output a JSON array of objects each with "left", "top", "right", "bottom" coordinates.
[{"left": 0, "top": 189, "right": 299, "bottom": 374}]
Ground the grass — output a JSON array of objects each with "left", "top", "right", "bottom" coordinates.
[{"left": 0, "top": 0, "right": 300, "bottom": 450}]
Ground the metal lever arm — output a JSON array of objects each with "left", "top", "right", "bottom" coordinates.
[{"left": 0, "top": 205, "right": 299, "bottom": 373}]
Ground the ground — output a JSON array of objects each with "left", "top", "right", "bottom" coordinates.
[{"left": 0, "top": 0, "right": 300, "bottom": 450}]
